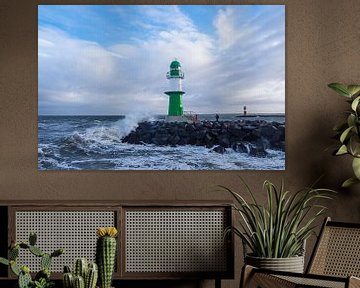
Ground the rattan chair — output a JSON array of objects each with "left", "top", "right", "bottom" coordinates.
[{"left": 241, "top": 217, "right": 360, "bottom": 288}]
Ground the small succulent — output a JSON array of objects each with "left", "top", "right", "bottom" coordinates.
[{"left": 32, "top": 278, "right": 54, "bottom": 288}]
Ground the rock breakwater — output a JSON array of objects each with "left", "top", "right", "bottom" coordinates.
[{"left": 122, "top": 120, "right": 285, "bottom": 156}]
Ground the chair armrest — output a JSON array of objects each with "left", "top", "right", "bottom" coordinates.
[{"left": 240, "top": 265, "right": 255, "bottom": 288}]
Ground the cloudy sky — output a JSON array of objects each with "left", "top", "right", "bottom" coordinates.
[{"left": 38, "top": 5, "right": 285, "bottom": 115}]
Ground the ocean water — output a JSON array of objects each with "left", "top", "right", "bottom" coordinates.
[{"left": 38, "top": 114, "right": 285, "bottom": 170}]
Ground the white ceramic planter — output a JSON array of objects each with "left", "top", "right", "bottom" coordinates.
[{"left": 245, "top": 254, "right": 305, "bottom": 273}]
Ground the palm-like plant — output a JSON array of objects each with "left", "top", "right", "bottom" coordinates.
[{"left": 222, "top": 179, "right": 334, "bottom": 258}]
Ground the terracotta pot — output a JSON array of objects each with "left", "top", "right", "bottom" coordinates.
[{"left": 245, "top": 254, "right": 304, "bottom": 273}]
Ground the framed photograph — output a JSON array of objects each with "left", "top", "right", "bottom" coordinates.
[{"left": 38, "top": 5, "right": 285, "bottom": 170}]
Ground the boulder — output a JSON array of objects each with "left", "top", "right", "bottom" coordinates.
[
  {"left": 178, "top": 137, "right": 190, "bottom": 145},
  {"left": 169, "top": 135, "right": 181, "bottom": 146},
  {"left": 232, "top": 142, "right": 249, "bottom": 153},
  {"left": 218, "top": 135, "right": 230, "bottom": 148},
  {"left": 212, "top": 145, "right": 225, "bottom": 154},
  {"left": 229, "top": 125, "right": 246, "bottom": 139},
  {"left": 249, "top": 140, "right": 268, "bottom": 157}
]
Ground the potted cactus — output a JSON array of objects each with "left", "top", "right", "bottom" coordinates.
[
  {"left": 0, "top": 232, "right": 63, "bottom": 288},
  {"left": 62, "top": 258, "right": 98, "bottom": 288},
  {"left": 96, "top": 227, "right": 118, "bottom": 288}
]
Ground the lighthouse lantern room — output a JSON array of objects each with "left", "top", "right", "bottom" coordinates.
[{"left": 164, "top": 59, "right": 186, "bottom": 122}]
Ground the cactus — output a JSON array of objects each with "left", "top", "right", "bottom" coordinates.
[
  {"left": 29, "top": 245, "right": 44, "bottom": 257},
  {"left": 9, "top": 246, "right": 19, "bottom": 260},
  {"left": 64, "top": 265, "right": 72, "bottom": 273},
  {"left": 0, "top": 257, "right": 9, "bottom": 266},
  {"left": 62, "top": 265, "right": 74, "bottom": 288},
  {"left": 51, "top": 248, "right": 64, "bottom": 258},
  {"left": 63, "top": 260, "right": 98, "bottom": 288},
  {"left": 41, "top": 253, "right": 52, "bottom": 270},
  {"left": 74, "top": 275, "right": 85, "bottom": 288},
  {"left": 29, "top": 232, "right": 37, "bottom": 246},
  {"left": 10, "top": 260, "right": 20, "bottom": 276},
  {"left": 0, "top": 233, "right": 64, "bottom": 288},
  {"left": 96, "top": 227, "right": 118, "bottom": 288},
  {"left": 18, "top": 268, "right": 32, "bottom": 288},
  {"left": 19, "top": 243, "right": 30, "bottom": 249},
  {"left": 35, "top": 268, "right": 51, "bottom": 281},
  {"left": 74, "top": 258, "right": 88, "bottom": 279},
  {"left": 63, "top": 272, "right": 74, "bottom": 288},
  {"left": 85, "top": 263, "right": 98, "bottom": 288},
  {"left": 21, "top": 265, "right": 30, "bottom": 274}
]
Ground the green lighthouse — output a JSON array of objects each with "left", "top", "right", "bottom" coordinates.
[{"left": 164, "top": 59, "right": 185, "bottom": 122}]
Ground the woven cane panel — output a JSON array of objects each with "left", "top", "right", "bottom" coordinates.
[
  {"left": 310, "top": 226, "right": 360, "bottom": 277},
  {"left": 277, "top": 275, "right": 345, "bottom": 288},
  {"left": 15, "top": 211, "right": 115, "bottom": 272},
  {"left": 125, "top": 210, "right": 227, "bottom": 273},
  {"left": 251, "top": 273, "right": 297, "bottom": 288}
]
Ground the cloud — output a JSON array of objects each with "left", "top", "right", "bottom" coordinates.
[{"left": 38, "top": 5, "right": 285, "bottom": 115}]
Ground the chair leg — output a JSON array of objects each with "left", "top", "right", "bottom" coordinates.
[{"left": 215, "top": 278, "right": 221, "bottom": 288}]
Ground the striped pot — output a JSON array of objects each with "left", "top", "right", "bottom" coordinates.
[{"left": 245, "top": 254, "right": 305, "bottom": 273}]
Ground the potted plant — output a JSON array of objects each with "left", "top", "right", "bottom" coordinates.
[
  {"left": 328, "top": 83, "right": 360, "bottom": 187},
  {"left": 221, "top": 179, "right": 334, "bottom": 273}
]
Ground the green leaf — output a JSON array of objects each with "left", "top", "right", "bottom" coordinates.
[
  {"left": 342, "top": 177, "right": 360, "bottom": 188},
  {"left": 336, "top": 144, "right": 348, "bottom": 155},
  {"left": 352, "top": 157, "right": 360, "bottom": 179},
  {"left": 349, "top": 135, "right": 360, "bottom": 156},
  {"left": 328, "top": 83, "right": 351, "bottom": 97},
  {"left": 347, "top": 114, "right": 356, "bottom": 128},
  {"left": 352, "top": 96, "right": 360, "bottom": 111},
  {"left": 0, "top": 257, "right": 9, "bottom": 266},
  {"left": 340, "top": 126, "right": 353, "bottom": 143},
  {"left": 347, "top": 85, "right": 360, "bottom": 97}
]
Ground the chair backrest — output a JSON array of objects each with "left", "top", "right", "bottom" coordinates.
[{"left": 307, "top": 217, "right": 360, "bottom": 277}]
